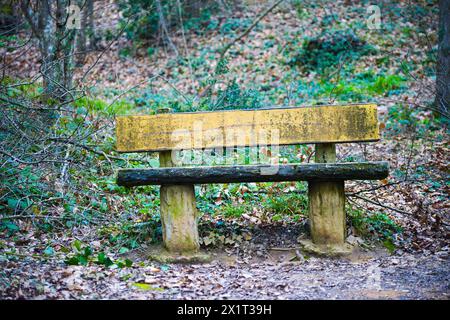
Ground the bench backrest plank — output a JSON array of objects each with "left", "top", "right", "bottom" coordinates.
[{"left": 116, "top": 104, "right": 379, "bottom": 153}]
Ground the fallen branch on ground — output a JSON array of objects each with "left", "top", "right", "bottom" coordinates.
[{"left": 347, "top": 194, "right": 412, "bottom": 215}]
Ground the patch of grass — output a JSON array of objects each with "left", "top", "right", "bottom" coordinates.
[
  {"left": 3, "top": 79, "right": 42, "bottom": 99},
  {"left": 367, "top": 74, "right": 406, "bottom": 96},
  {"left": 73, "top": 96, "right": 133, "bottom": 116},
  {"left": 201, "top": 78, "right": 262, "bottom": 111},
  {"left": 218, "top": 203, "right": 247, "bottom": 218},
  {"left": 285, "top": 68, "right": 407, "bottom": 104},
  {"left": 262, "top": 192, "right": 308, "bottom": 216}
]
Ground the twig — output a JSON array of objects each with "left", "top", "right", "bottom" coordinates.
[
  {"left": 0, "top": 214, "right": 106, "bottom": 226},
  {"left": 59, "top": 145, "right": 72, "bottom": 188},
  {"left": 269, "top": 247, "right": 301, "bottom": 251},
  {"left": 0, "top": 150, "right": 70, "bottom": 165},
  {"left": 0, "top": 215, "right": 66, "bottom": 221},
  {"left": 157, "top": 74, "right": 191, "bottom": 104},
  {"left": 105, "top": 77, "right": 158, "bottom": 111},
  {"left": 218, "top": 0, "right": 285, "bottom": 59},
  {"left": 404, "top": 134, "right": 416, "bottom": 182},
  {"left": 48, "top": 138, "right": 136, "bottom": 162},
  {"left": 383, "top": 98, "right": 449, "bottom": 119},
  {"left": 1, "top": 251, "right": 62, "bottom": 261},
  {"left": 328, "top": 54, "right": 346, "bottom": 103},
  {"left": 80, "top": 12, "right": 140, "bottom": 84},
  {"left": 348, "top": 194, "right": 412, "bottom": 216},
  {"left": 346, "top": 179, "right": 424, "bottom": 196}
]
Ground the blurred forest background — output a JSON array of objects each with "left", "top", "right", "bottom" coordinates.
[{"left": 0, "top": 0, "right": 448, "bottom": 299}]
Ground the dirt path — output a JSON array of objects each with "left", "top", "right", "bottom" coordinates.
[{"left": 1, "top": 250, "right": 448, "bottom": 300}]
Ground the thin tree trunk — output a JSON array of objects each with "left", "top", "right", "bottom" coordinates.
[
  {"left": 76, "top": 0, "right": 96, "bottom": 65},
  {"left": 86, "top": 0, "right": 96, "bottom": 49},
  {"left": 155, "top": 0, "right": 179, "bottom": 56},
  {"left": 20, "top": 0, "right": 79, "bottom": 106},
  {"left": 76, "top": 1, "right": 88, "bottom": 66},
  {"left": 436, "top": 0, "right": 450, "bottom": 117}
]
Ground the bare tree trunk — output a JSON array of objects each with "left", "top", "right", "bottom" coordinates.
[
  {"left": 436, "top": 0, "right": 450, "bottom": 117},
  {"left": 76, "top": 0, "right": 96, "bottom": 66},
  {"left": 76, "top": 1, "right": 88, "bottom": 66},
  {"left": 86, "top": 0, "right": 96, "bottom": 49},
  {"left": 155, "top": 0, "right": 179, "bottom": 56},
  {"left": 20, "top": 0, "right": 79, "bottom": 104}
]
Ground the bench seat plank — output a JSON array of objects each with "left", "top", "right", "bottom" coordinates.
[
  {"left": 117, "top": 161, "right": 389, "bottom": 187},
  {"left": 116, "top": 104, "right": 379, "bottom": 152}
]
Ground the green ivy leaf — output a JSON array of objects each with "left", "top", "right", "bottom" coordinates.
[
  {"left": 65, "top": 256, "right": 80, "bottom": 266},
  {"left": 3, "top": 221, "right": 19, "bottom": 234},
  {"left": 84, "top": 246, "right": 92, "bottom": 257},
  {"left": 97, "top": 252, "right": 106, "bottom": 264},
  {"left": 73, "top": 240, "right": 82, "bottom": 252},
  {"left": 7, "top": 198, "right": 18, "bottom": 209},
  {"left": 118, "top": 247, "right": 129, "bottom": 254},
  {"left": 78, "top": 255, "right": 88, "bottom": 266},
  {"left": 97, "top": 252, "right": 114, "bottom": 267}
]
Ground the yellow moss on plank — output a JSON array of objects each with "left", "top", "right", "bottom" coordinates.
[{"left": 116, "top": 104, "right": 379, "bottom": 153}]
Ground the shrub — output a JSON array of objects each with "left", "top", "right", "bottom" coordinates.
[
  {"left": 289, "top": 29, "right": 375, "bottom": 74},
  {"left": 348, "top": 205, "right": 402, "bottom": 245}
]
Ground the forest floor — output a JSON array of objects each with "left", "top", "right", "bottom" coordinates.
[
  {"left": 1, "top": 242, "right": 449, "bottom": 299},
  {"left": 1, "top": 218, "right": 449, "bottom": 299},
  {"left": 1, "top": 0, "right": 449, "bottom": 299}
]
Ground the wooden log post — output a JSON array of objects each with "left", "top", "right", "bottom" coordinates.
[
  {"left": 157, "top": 108, "right": 199, "bottom": 253},
  {"left": 308, "top": 143, "right": 346, "bottom": 245}
]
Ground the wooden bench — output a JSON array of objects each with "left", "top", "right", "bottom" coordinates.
[{"left": 115, "top": 104, "right": 388, "bottom": 255}]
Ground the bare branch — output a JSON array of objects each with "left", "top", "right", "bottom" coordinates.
[{"left": 219, "top": 0, "right": 284, "bottom": 59}]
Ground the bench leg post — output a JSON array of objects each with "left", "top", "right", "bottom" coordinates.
[
  {"left": 159, "top": 150, "right": 199, "bottom": 253},
  {"left": 308, "top": 143, "right": 346, "bottom": 245},
  {"left": 308, "top": 180, "right": 345, "bottom": 244}
]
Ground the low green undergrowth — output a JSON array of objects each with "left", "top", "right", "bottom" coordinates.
[
  {"left": 262, "top": 192, "right": 308, "bottom": 219},
  {"left": 288, "top": 29, "right": 376, "bottom": 75},
  {"left": 348, "top": 205, "right": 403, "bottom": 252},
  {"left": 73, "top": 96, "right": 134, "bottom": 116},
  {"left": 64, "top": 239, "right": 133, "bottom": 267},
  {"left": 386, "top": 102, "right": 449, "bottom": 137}
]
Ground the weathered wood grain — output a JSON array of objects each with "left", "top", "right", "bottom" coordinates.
[
  {"left": 116, "top": 104, "right": 379, "bottom": 152},
  {"left": 116, "top": 161, "right": 389, "bottom": 186},
  {"left": 309, "top": 143, "right": 346, "bottom": 245},
  {"left": 159, "top": 143, "right": 199, "bottom": 252}
]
